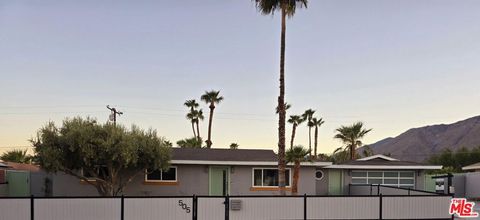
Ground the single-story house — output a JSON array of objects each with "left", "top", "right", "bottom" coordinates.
[
  {"left": 462, "top": 162, "right": 480, "bottom": 172},
  {"left": 52, "top": 148, "right": 332, "bottom": 196},
  {"left": 50, "top": 149, "right": 442, "bottom": 197}
]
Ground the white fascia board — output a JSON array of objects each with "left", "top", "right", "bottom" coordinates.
[
  {"left": 462, "top": 165, "right": 480, "bottom": 171},
  {"left": 170, "top": 160, "right": 332, "bottom": 167},
  {"left": 324, "top": 165, "right": 442, "bottom": 170},
  {"left": 357, "top": 155, "right": 398, "bottom": 161}
]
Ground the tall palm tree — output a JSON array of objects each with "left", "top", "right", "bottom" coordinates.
[
  {"left": 254, "top": 0, "right": 308, "bottom": 195},
  {"left": 287, "top": 115, "right": 304, "bottom": 150},
  {"left": 302, "top": 109, "right": 315, "bottom": 156},
  {"left": 184, "top": 99, "right": 200, "bottom": 138},
  {"left": 186, "top": 110, "right": 197, "bottom": 138},
  {"left": 276, "top": 102, "right": 291, "bottom": 114},
  {"left": 334, "top": 122, "right": 372, "bottom": 160},
  {"left": 200, "top": 90, "right": 224, "bottom": 148},
  {"left": 286, "top": 145, "right": 310, "bottom": 195},
  {"left": 193, "top": 109, "right": 204, "bottom": 141},
  {"left": 311, "top": 117, "right": 325, "bottom": 159}
]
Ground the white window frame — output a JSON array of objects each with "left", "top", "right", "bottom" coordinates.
[
  {"left": 145, "top": 166, "right": 178, "bottom": 182},
  {"left": 251, "top": 167, "right": 292, "bottom": 187},
  {"left": 315, "top": 170, "right": 325, "bottom": 180},
  {"left": 351, "top": 170, "right": 415, "bottom": 188}
]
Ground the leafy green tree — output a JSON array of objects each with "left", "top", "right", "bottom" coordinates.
[
  {"left": 334, "top": 122, "right": 372, "bottom": 160},
  {"left": 302, "top": 109, "right": 316, "bottom": 155},
  {"left": 428, "top": 146, "right": 480, "bottom": 173},
  {"left": 287, "top": 115, "right": 305, "bottom": 149},
  {"left": 254, "top": 0, "right": 308, "bottom": 196},
  {"left": 201, "top": 90, "right": 224, "bottom": 148},
  {"left": 286, "top": 145, "right": 310, "bottom": 195},
  {"left": 311, "top": 117, "right": 324, "bottom": 159},
  {"left": 177, "top": 137, "right": 203, "bottom": 148},
  {"left": 0, "top": 149, "right": 32, "bottom": 163},
  {"left": 229, "top": 143, "right": 239, "bottom": 149},
  {"left": 31, "top": 117, "right": 171, "bottom": 196}
]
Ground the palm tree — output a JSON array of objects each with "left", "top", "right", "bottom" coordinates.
[
  {"left": 286, "top": 145, "right": 310, "bottom": 195},
  {"left": 287, "top": 115, "right": 304, "bottom": 150},
  {"left": 184, "top": 99, "right": 200, "bottom": 138},
  {"left": 229, "top": 143, "right": 239, "bottom": 149},
  {"left": 311, "top": 117, "right": 325, "bottom": 159},
  {"left": 186, "top": 110, "right": 197, "bottom": 138},
  {"left": 254, "top": 0, "right": 308, "bottom": 195},
  {"left": 200, "top": 90, "right": 224, "bottom": 148},
  {"left": 176, "top": 137, "right": 203, "bottom": 148},
  {"left": 276, "top": 102, "right": 291, "bottom": 114},
  {"left": 302, "top": 109, "right": 315, "bottom": 156},
  {"left": 193, "top": 109, "right": 204, "bottom": 141},
  {"left": 334, "top": 122, "right": 372, "bottom": 160},
  {"left": 361, "top": 145, "right": 374, "bottom": 158},
  {"left": 0, "top": 149, "right": 32, "bottom": 163}
]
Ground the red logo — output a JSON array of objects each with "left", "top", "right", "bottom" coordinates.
[{"left": 449, "top": 198, "right": 479, "bottom": 218}]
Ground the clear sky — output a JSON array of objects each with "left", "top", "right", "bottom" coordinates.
[{"left": 1, "top": 0, "right": 480, "bottom": 155}]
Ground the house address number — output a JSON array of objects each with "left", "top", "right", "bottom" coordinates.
[{"left": 178, "top": 200, "right": 191, "bottom": 213}]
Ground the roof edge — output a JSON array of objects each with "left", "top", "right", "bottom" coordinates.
[
  {"left": 171, "top": 160, "right": 332, "bottom": 167},
  {"left": 324, "top": 165, "right": 442, "bottom": 170}
]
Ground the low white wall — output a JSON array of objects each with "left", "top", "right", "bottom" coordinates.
[
  {"left": 125, "top": 197, "right": 192, "bottom": 220},
  {"left": 308, "top": 197, "right": 379, "bottom": 219},
  {"left": 34, "top": 198, "right": 120, "bottom": 220},
  {"left": 230, "top": 197, "right": 303, "bottom": 220},
  {"left": 383, "top": 196, "right": 451, "bottom": 219},
  {"left": 197, "top": 197, "right": 224, "bottom": 220},
  {"left": 465, "top": 172, "right": 480, "bottom": 199},
  {"left": 0, "top": 198, "right": 30, "bottom": 220}
]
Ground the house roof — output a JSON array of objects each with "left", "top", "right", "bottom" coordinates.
[
  {"left": 1, "top": 162, "right": 41, "bottom": 172},
  {"left": 325, "top": 154, "right": 442, "bottom": 170},
  {"left": 463, "top": 162, "right": 480, "bottom": 171},
  {"left": 0, "top": 162, "right": 8, "bottom": 168},
  {"left": 171, "top": 148, "right": 332, "bottom": 166}
]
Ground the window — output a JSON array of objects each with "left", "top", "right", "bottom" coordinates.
[
  {"left": 315, "top": 170, "right": 324, "bottom": 180},
  {"left": 145, "top": 167, "right": 177, "bottom": 182},
  {"left": 252, "top": 168, "right": 290, "bottom": 187},
  {"left": 351, "top": 171, "right": 415, "bottom": 188}
]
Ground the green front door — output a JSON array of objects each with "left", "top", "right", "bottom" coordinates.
[
  {"left": 328, "top": 170, "right": 342, "bottom": 195},
  {"left": 7, "top": 171, "right": 30, "bottom": 196},
  {"left": 424, "top": 174, "right": 436, "bottom": 192},
  {"left": 209, "top": 166, "right": 230, "bottom": 196}
]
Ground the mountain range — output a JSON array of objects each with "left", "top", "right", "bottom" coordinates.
[{"left": 364, "top": 115, "right": 480, "bottom": 162}]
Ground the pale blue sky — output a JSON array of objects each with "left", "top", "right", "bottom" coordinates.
[{"left": 1, "top": 0, "right": 480, "bottom": 154}]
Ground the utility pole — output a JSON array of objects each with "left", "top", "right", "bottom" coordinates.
[{"left": 106, "top": 105, "right": 123, "bottom": 126}]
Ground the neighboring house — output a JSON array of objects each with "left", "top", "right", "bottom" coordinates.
[
  {"left": 324, "top": 154, "right": 442, "bottom": 195},
  {"left": 0, "top": 161, "right": 51, "bottom": 197},
  {"left": 48, "top": 150, "right": 443, "bottom": 197},
  {"left": 0, "top": 162, "right": 8, "bottom": 196},
  {"left": 52, "top": 148, "right": 332, "bottom": 196},
  {"left": 462, "top": 162, "right": 480, "bottom": 172}
]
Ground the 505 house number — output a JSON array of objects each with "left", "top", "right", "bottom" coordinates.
[{"left": 178, "top": 200, "right": 191, "bottom": 213}]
